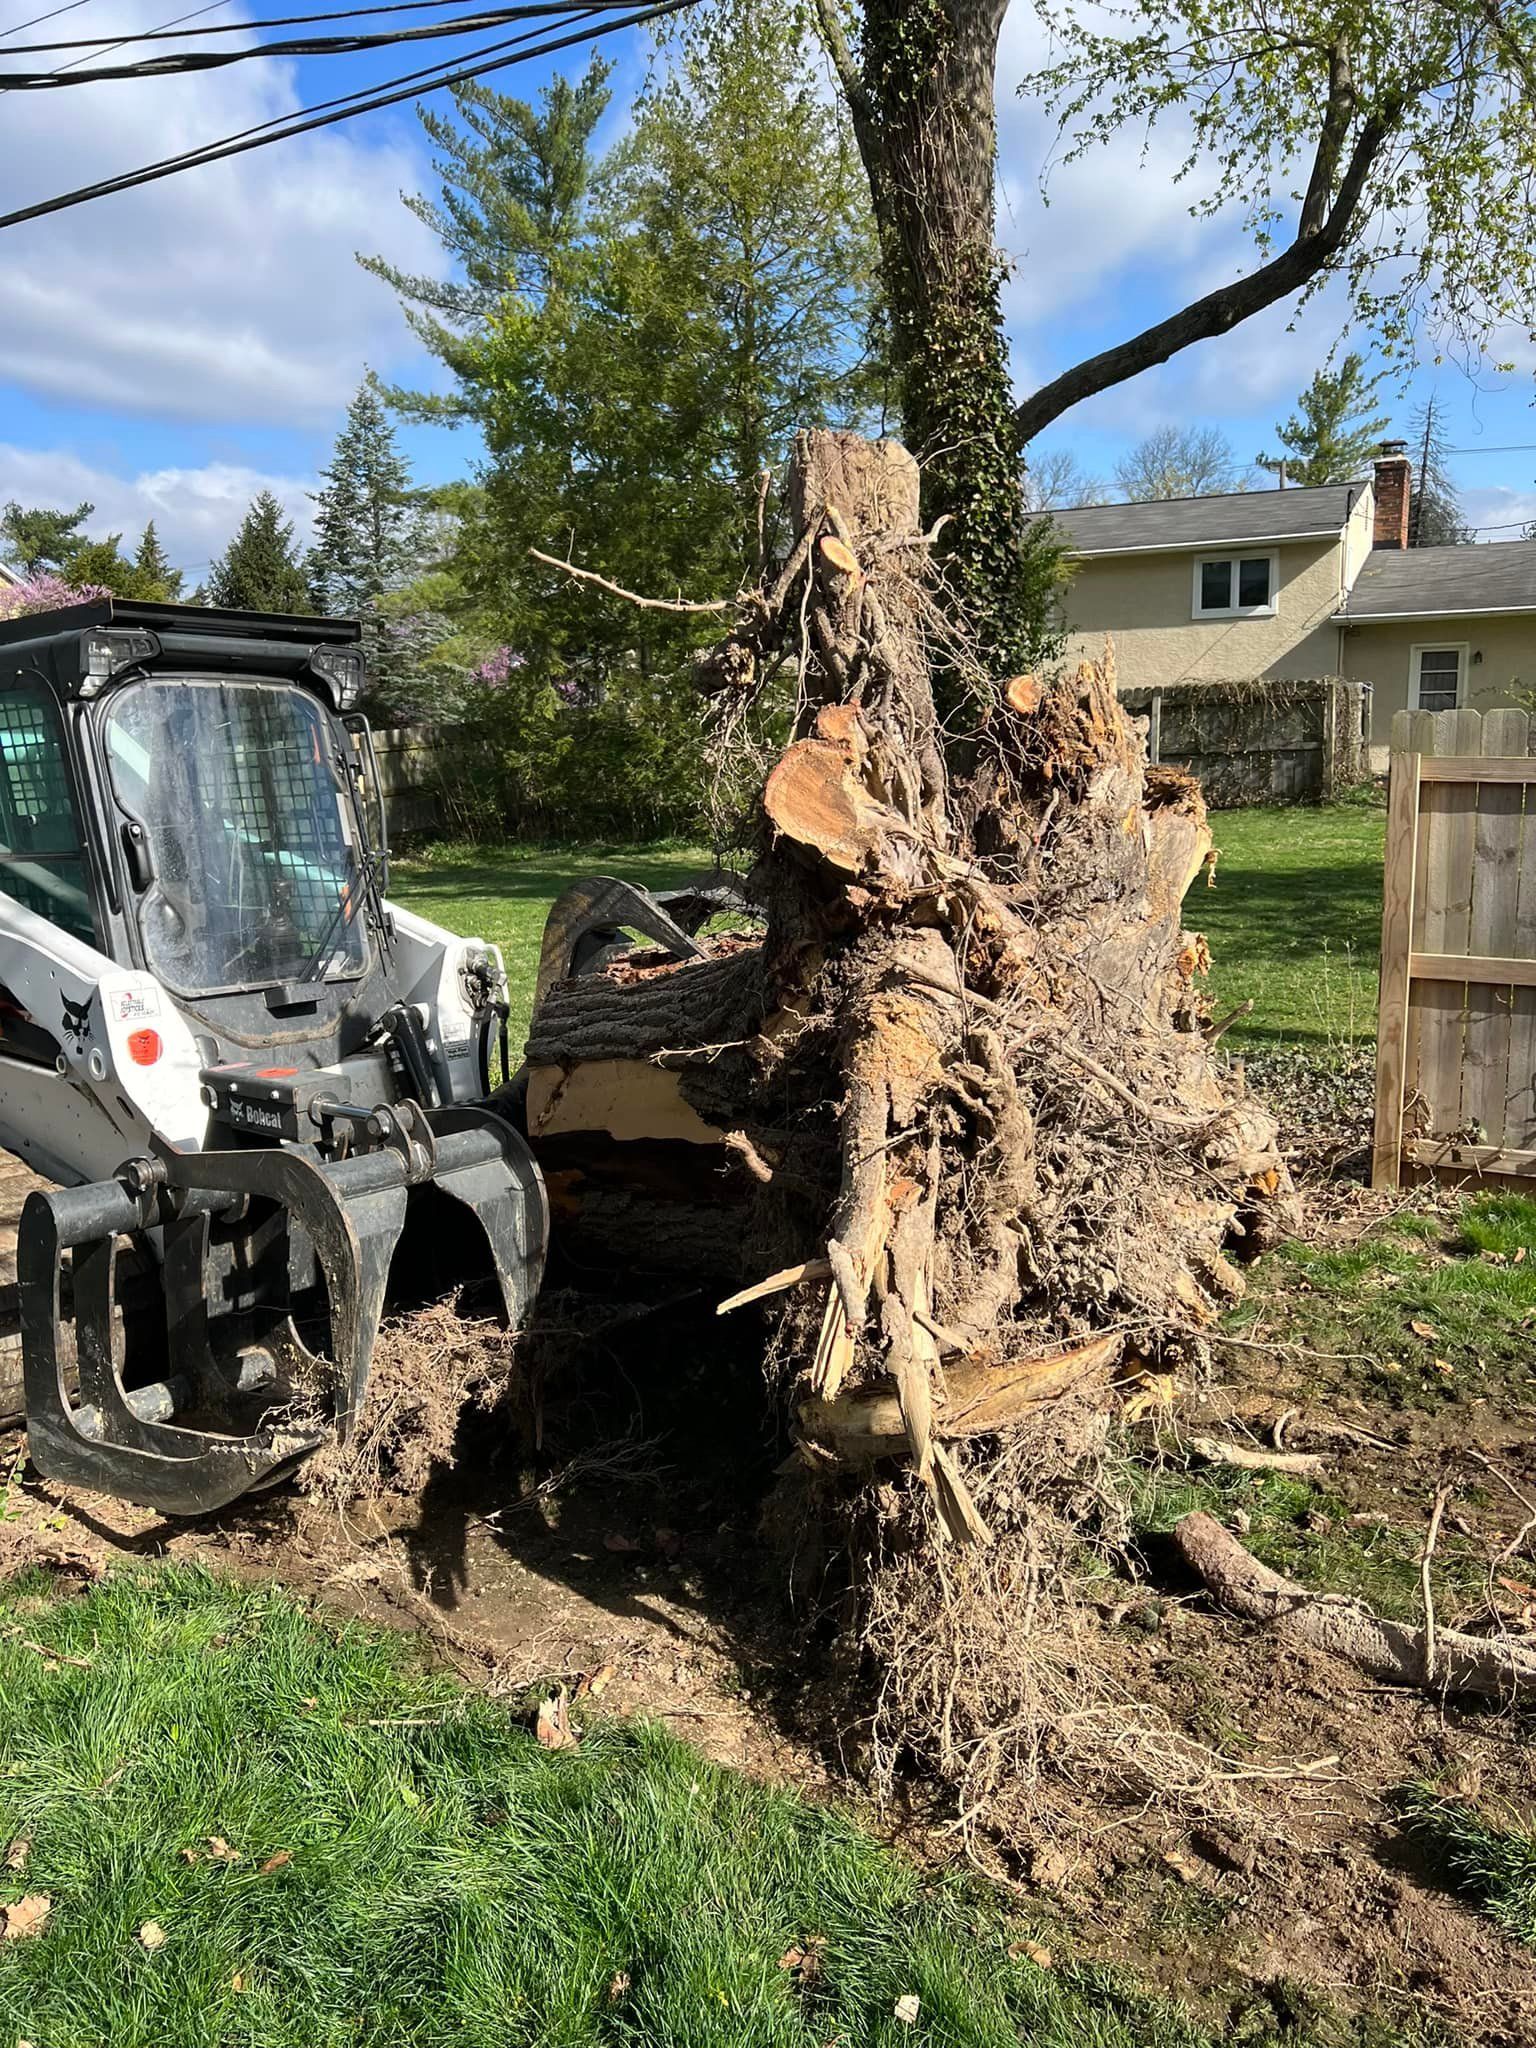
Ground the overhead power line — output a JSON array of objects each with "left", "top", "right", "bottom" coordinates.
[
  {"left": 0, "top": 0, "right": 696, "bottom": 231},
  {"left": 41, "top": 0, "right": 233, "bottom": 80},
  {"left": 0, "top": 0, "right": 642, "bottom": 85},
  {"left": 1, "top": 0, "right": 520, "bottom": 50},
  {"left": 0, "top": 0, "right": 99, "bottom": 40}
]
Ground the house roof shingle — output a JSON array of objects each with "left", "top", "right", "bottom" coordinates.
[
  {"left": 1336, "top": 538, "right": 1536, "bottom": 620},
  {"left": 1054, "top": 483, "right": 1359, "bottom": 557}
]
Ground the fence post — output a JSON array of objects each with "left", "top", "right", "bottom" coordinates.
[
  {"left": 1371, "top": 747, "right": 1422, "bottom": 1189},
  {"left": 1147, "top": 689, "right": 1162, "bottom": 766}
]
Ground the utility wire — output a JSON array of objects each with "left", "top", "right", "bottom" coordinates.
[
  {"left": 0, "top": 0, "right": 693, "bottom": 230},
  {"left": 41, "top": 0, "right": 231, "bottom": 80},
  {"left": 0, "top": 0, "right": 536, "bottom": 49},
  {"left": 5, "top": 6, "right": 597, "bottom": 166},
  {"left": 0, "top": 0, "right": 100, "bottom": 40},
  {"left": 0, "top": 0, "right": 636, "bottom": 84}
]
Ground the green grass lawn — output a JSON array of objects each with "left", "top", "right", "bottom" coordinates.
[
  {"left": 1199, "top": 803, "right": 1385, "bottom": 1048},
  {"left": 390, "top": 804, "right": 1387, "bottom": 1054},
  {"left": 1397, "top": 1786, "right": 1536, "bottom": 1948},
  {"left": 0, "top": 1565, "right": 1225, "bottom": 2048},
  {"left": 390, "top": 840, "right": 717, "bottom": 1049}
]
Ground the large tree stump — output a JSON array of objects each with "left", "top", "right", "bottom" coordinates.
[{"left": 526, "top": 428, "right": 1296, "bottom": 1548}]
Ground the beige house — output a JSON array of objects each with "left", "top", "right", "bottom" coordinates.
[{"left": 1056, "top": 448, "right": 1536, "bottom": 759}]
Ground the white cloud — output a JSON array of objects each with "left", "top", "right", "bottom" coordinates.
[
  {"left": 1463, "top": 485, "right": 1536, "bottom": 540},
  {"left": 0, "top": 3, "right": 447, "bottom": 423},
  {"left": 994, "top": 5, "right": 1212, "bottom": 337},
  {"left": 0, "top": 443, "right": 313, "bottom": 576}
]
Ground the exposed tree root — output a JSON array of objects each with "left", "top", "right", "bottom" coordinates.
[{"left": 1173, "top": 1509, "right": 1536, "bottom": 1701}]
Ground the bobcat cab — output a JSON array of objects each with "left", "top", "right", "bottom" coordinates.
[{"left": 0, "top": 598, "right": 704, "bottom": 1515}]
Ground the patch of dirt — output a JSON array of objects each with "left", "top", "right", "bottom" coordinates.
[{"left": 2, "top": 1103, "right": 1534, "bottom": 2044}]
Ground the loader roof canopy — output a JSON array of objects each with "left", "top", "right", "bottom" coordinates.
[{"left": 104, "top": 677, "right": 369, "bottom": 997}]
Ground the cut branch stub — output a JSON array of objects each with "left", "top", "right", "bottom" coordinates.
[{"left": 818, "top": 534, "right": 862, "bottom": 585}]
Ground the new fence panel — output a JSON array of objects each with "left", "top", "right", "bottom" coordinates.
[{"left": 1373, "top": 707, "right": 1536, "bottom": 1188}]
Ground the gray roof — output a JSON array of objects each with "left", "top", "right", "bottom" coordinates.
[
  {"left": 1055, "top": 482, "right": 1359, "bottom": 556},
  {"left": 1337, "top": 539, "right": 1536, "bottom": 621}
]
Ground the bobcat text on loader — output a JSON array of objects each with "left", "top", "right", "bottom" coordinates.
[{"left": 0, "top": 599, "right": 709, "bottom": 1514}]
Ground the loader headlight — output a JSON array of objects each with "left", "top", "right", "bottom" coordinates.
[
  {"left": 81, "top": 628, "right": 160, "bottom": 694},
  {"left": 310, "top": 647, "right": 365, "bottom": 711}
]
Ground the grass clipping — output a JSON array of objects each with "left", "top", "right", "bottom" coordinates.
[{"left": 299, "top": 1295, "right": 521, "bottom": 1507}]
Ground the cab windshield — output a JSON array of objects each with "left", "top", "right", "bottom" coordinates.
[{"left": 104, "top": 677, "right": 370, "bottom": 995}]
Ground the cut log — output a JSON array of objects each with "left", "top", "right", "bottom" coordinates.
[{"left": 1173, "top": 1510, "right": 1536, "bottom": 1700}]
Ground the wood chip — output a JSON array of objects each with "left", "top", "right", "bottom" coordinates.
[
  {"left": 4, "top": 1837, "right": 29, "bottom": 1872},
  {"left": 574, "top": 1662, "right": 618, "bottom": 1701},
  {"left": 259, "top": 1852, "right": 292, "bottom": 1875},
  {"left": 534, "top": 1690, "right": 578, "bottom": 1751},
  {"left": 894, "top": 1993, "right": 921, "bottom": 2025},
  {"left": 138, "top": 1920, "right": 167, "bottom": 1951}
]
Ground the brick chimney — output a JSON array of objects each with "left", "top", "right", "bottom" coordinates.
[{"left": 1372, "top": 440, "right": 1411, "bottom": 549}]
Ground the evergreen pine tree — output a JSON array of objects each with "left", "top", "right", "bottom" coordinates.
[
  {"left": 1408, "top": 396, "right": 1473, "bottom": 548},
  {"left": 206, "top": 493, "right": 310, "bottom": 612},
  {"left": 1256, "top": 354, "right": 1392, "bottom": 487},
  {"left": 132, "top": 521, "right": 182, "bottom": 600},
  {"left": 308, "top": 373, "right": 430, "bottom": 705}
]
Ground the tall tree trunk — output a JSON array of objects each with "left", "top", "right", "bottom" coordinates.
[{"left": 820, "top": 0, "right": 1035, "bottom": 674}]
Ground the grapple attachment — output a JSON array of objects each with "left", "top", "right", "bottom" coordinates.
[{"left": 19, "top": 1108, "right": 547, "bottom": 1515}]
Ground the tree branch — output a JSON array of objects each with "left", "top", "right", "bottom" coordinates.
[
  {"left": 1298, "top": 41, "right": 1356, "bottom": 237},
  {"left": 1014, "top": 99, "right": 1394, "bottom": 445},
  {"left": 812, "top": 0, "right": 869, "bottom": 122},
  {"left": 528, "top": 548, "right": 732, "bottom": 614},
  {"left": 812, "top": 0, "right": 886, "bottom": 190}
]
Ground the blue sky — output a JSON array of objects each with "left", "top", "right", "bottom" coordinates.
[{"left": 1, "top": 0, "right": 1533, "bottom": 577}]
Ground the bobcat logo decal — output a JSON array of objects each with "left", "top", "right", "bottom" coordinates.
[{"left": 60, "top": 994, "right": 93, "bottom": 1051}]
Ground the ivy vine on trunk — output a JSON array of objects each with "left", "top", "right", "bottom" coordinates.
[{"left": 817, "top": 0, "right": 1058, "bottom": 682}]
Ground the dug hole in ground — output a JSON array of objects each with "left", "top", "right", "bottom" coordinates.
[{"left": 4, "top": 432, "right": 1535, "bottom": 2045}]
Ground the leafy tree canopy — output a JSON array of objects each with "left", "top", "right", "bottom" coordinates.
[
  {"left": 133, "top": 521, "right": 182, "bottom": 601},
  {"left": 367, "top": 0, "right": 885, "bottom": 804},
  {"left": 1017, "top": 0, "right": 1536, "bottom": 441},
  {"left": 2, "top": 501, "right": 94, "bottom": 575}
]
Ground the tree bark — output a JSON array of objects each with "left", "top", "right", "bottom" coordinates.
[{"left": 817, "top": 0, "right": 1035, "bottom": 673}]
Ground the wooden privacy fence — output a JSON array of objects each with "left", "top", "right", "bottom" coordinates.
[{"left": 1373, "top": 706, "right": 1536, "bottom": 1189}]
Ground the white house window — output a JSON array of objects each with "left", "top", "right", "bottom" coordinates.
[
  {"left": 1410, "top": 644, "right": 1467, "bottom": 714},
  {"left": 1192, "top": 553, "right": 1277, "bottom": 619}
]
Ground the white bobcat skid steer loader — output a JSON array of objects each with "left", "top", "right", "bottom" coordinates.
[{"left": 0, "top": 599, "right": 705, "bottom": 1514}]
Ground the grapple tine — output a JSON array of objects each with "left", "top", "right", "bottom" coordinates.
[
  {"left": 19, "top": 1175, "right": 323, "bottom": 1515},
  {"left": 422, "top": 1107, "right": 548, "bottom": 1327},
  {"left": 163, "top": 1145, "right": 410, "bottom": 1442}
]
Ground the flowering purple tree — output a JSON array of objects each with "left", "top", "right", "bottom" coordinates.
[{"left": 0, "top": 571, "right": 111, "bottom": 622}]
